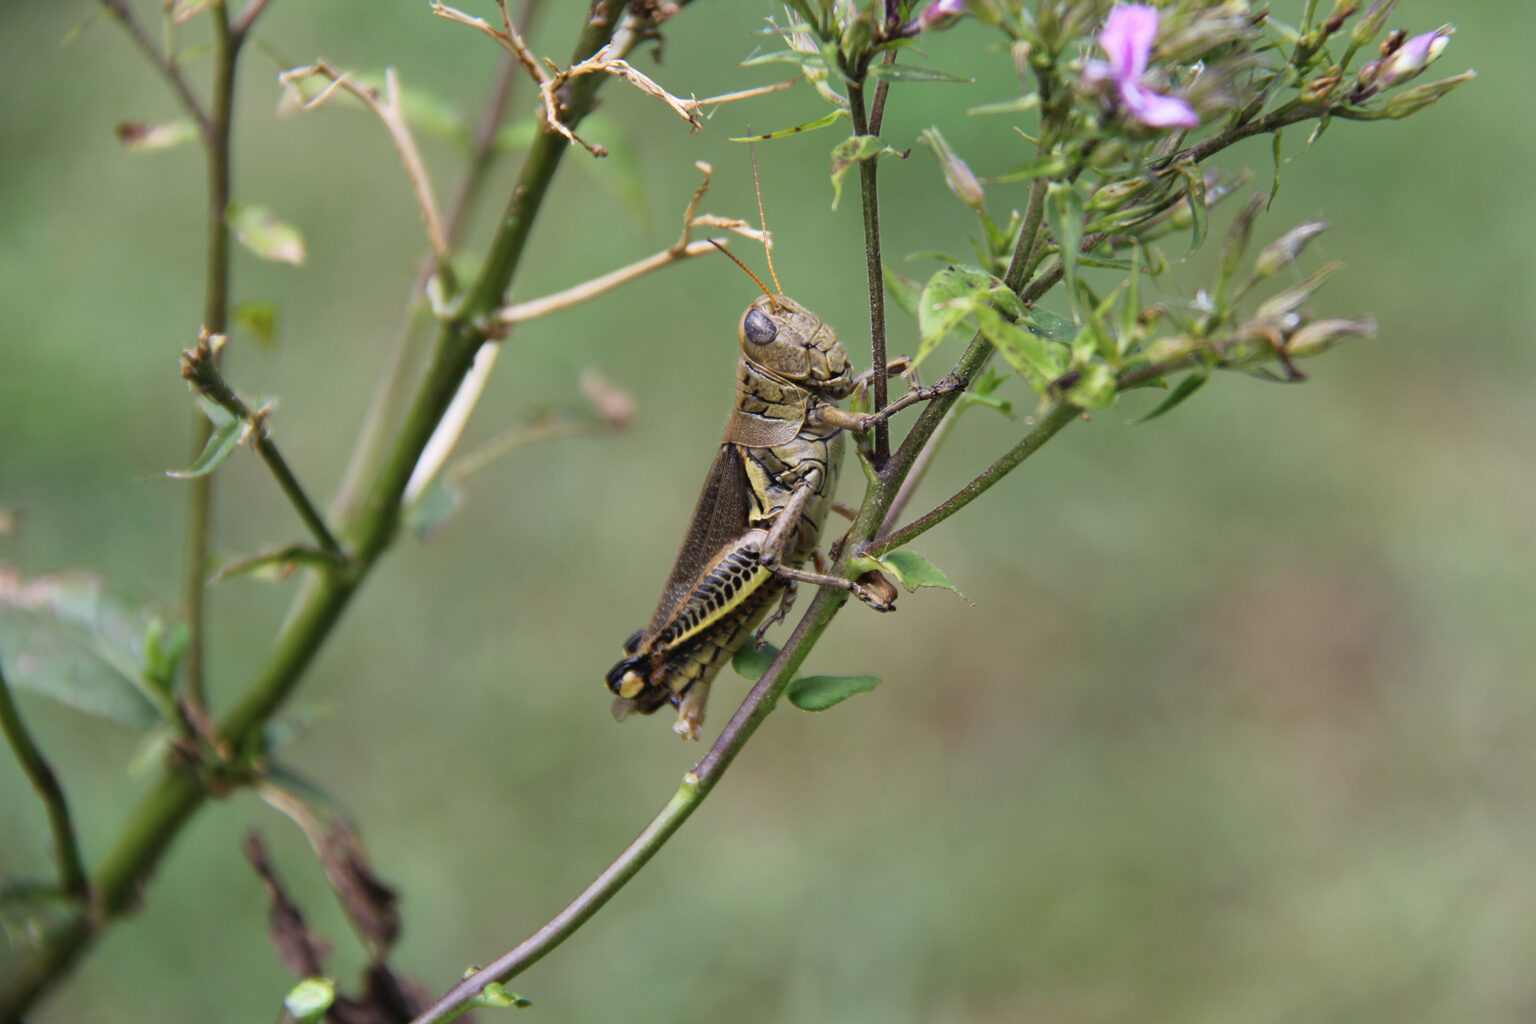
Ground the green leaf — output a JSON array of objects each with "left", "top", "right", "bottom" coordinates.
[
  {"left": 211, "top": 544, "right": 346, "bottom": 583},
  {"left": 404, "top": 476, "right": 464, "bottom": 540},
  {"left": 961, "top": 366, "right": 1013, "bottom": 416},
  {"left": 1130, "top": 371, "right": 1208, "bottom": 424},
  {"left": 786, "top": 674, "right": 881, "bottom": 712},
  {"left": 732, "top": 642, "right": 780, "bottom": 681},
  {"left": 865, "top": 63, "right": 973, "bottom": 84},
  {"left": 916, "top": 264, "right": 1000, "bottom": 367},
  {"left": 283, "top": 978, "right": 336, "bottom": 1024},
  {"left": 227, "top": 201, "right": 306, "bottom": 266},
  {"left": 883, "top": 266, "right": 921, "bottom": 320},
  {"left": 1172, "top": 164, "right": 1208, "bottom": 252},
  {"left": 974, "top": 304, "right": 1066, "bottom": 388},
  {"left": 167, "top": 418, "right": 243, "bottom": 479},
  {"left": 729, "top": 109, "right": 845, "bottom": 142},
  {"left": 966, "top": 93, "right": 1041, "bottom": 117},
  {"left": 141, "top": 617, "right": 189, "bottom": 696},
  {"left": 1044, "top": 182, "right": 1085, "bottom": 309},
  {"left": 232, "top": 300, "right": 279, "bottom": 351},
  {"left": 0, "top": 571, "right": 168, "bottom": 728},
  {"left": 1060, "top": 361, "right": 1117, "bottom": 410},
  {"left": 1022, "top": 307, "right": 1077, "bottom": 343},
  {"left": 115, "top": 119, "right": 199, "bottom": 152},
  {"left": 982, "top": 152, "right": 1069, "bottom": 186},
  {"left": 472, "top": 982, "right": 534, "bottom": 1010},
  {"left": 828, "top": 135, "right": 899, "bottom": 210},
  {"left": 875, "top": 550, "right": 966, "bottom": 599}
]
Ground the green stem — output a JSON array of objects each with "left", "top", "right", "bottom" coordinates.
[
  {"left": 867, "top": 402, "right": 1079, "bottom": 558},
  {"left": 847, "top": 60, "right": 894, "bottom": 467},
  {"left": 410, "top": 580, "right": 850, "bottom": 1024},
  {"left": 182, "top": 0, "right": 240, "bottom": 717},
  {"left": 0, "top": 5, "right": 628, "bottom": 1020},
  {"left": 0, "top": 657, "right": 89, "bottom": 901}
]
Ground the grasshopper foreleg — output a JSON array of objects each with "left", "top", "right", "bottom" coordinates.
[{"left": 815, "top": 373, "right": 967, "bottom": 434}]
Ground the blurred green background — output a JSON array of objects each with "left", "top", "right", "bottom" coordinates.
[{"left": 2, "top": 2, "right": 1532, "bottom": 1021}]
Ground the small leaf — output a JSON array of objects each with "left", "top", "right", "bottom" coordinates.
[
  {"left": 974, "top": 304, "right": 1066, "bottom": 388},
  {"left": 786, "top": 674, "right": 881, "bottom": 712},
  {"left": 982, "top": 152, "right": 1069, "bottom": 186},
  {"left": 167, "top": 418, "right": 243, "bottom": 479},
  {"left": 966, "top": 93, "right": 1041, "bottom": 117},
  {"left": 473, "top": 982, "right": 534, "bottom": 1010},
  {"left": 883, "top": 266, "right": 922, "bottom": 320},
  {"left": 828, "top": 135, "right": 899, "bottom": 210},
  {"left": 211, "top": 544, "right": 344, "bottom": 584},
  {"left": 0, "top": 570, "right": 168, "bottom": 728},
  {"left": 729, "top": 109, "right": 845, "bottom": 142},
  {"left": 732, "top": 642, "right": 780, "bottom": 681},
  {"left": 232, "top": 301, "right": 279, "bottom": 351},
  {"left": 1044, "top": 182, "right": 1085, "bottom": 307},
  {"left": 115, "top": 119, "right": 199, "bottom": 152},
  {"left": 1130, "top": 371, "right": 1208, "bottom": 424},
  {"left": 283, "top": 978, "right": 336, "bottom": 1024},
  {"left": 875, "top": 550, "right": 967, "bottom": 599},
  {"left": 916, "top": 264, "right": 1000, "bottom": 366},
  {"left": 1172, "top": 164, "right": 1208, "bottom": 252},
  {"left": 141, "top": 617, "right": 189, "bottom": 696},
  {"left": 227, "top": 201, "right": 307, "bottom": 266},
  {"left": 404, "top": 476, "right": 463, "bottom": 540},
  {"left": 1022, "top": 307, "right": 1077, "bottom": 343},
  {"left": 865, "top": 63, "right": 973, "bottom": 84}
]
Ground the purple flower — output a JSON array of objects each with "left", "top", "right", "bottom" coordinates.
[
  {"left": 1084, "top": 4, "right": 1200, "bottom": 130},
  {"left": 908, "top": 0, "right": 968, "bottom": 33},
  {"left": 1378, "top": 26, "right": 1453, "bottom": 88}
]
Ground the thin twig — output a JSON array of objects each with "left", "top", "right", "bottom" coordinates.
[
  {"left": 181, "top": 331, "right": 346, "bottom": 560},
  {"left": 0, "top": 657, "right": 89, "bottom": 901},
  {"left": 230, "top": 0, "right": 275, "bottom": 40},
  {"left": 868, "top": 403, "right": 1079, "bottom": 558},
  {"left": 497, "top": 239, "right": 723, "bottom": 324},
  {"left": 96, "top": 0, "right": 210, "bottom": 132},
  {"left": 330, "top": 25, "right": 536, "bottom": 523},
  {"left": 279, "top": 62, "right": 452, "bottom": 272},
  {"left": 436, "top": 0, "right": 744, "bottom": 157}
]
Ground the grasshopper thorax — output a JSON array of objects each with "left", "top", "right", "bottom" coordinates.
[{"left": 738, "top": 294, "right": 854, "bottom": 399}]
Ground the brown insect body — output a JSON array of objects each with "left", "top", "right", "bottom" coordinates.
[{"left": 606, "top": 293, "right": 857, "bottom": 739}]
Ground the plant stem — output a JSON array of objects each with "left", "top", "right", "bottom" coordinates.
[
  {"left": 847, "top": 67, "right": 893, "bottom": 467},
  {"left": 181, "top": 0, "right": 241, "bottom": 718},
  {"left": 0, "top": 5, "right": 629, "bottom": 1019},
  {"left": 181, "top": 340, "right": 345, "bottom": 558},
  {"left": 0, "top": 658, "right": 89, "bottom": 901},
  {"left": 410, "top": 580, "right": 850, "bottom": 1024},
  {"left": 868, "top": 402, "right": 1079, "bottom": 558}
]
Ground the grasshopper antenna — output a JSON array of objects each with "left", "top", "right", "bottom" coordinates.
[
  {"left": 748, "top": 138, "right": 784, "bottom": 295},
  {"left": 708, "top": 239, "right": 773, "bottom": 299}
]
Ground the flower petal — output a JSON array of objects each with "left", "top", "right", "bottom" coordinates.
[
  {"left": 1098, "top": 4, "right": 1160, "bottom": 81},
  {"left": 1120, "top": 81, "right": 1201, "bottom": 128}
]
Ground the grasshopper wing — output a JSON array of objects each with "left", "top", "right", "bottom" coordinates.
[{"left": 644, "top": 443, "right": 752, "bottom": 639}]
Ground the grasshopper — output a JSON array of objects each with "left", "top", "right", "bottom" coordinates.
[{"left": 605, "top": 184, "right": 959, "bottom": 740}]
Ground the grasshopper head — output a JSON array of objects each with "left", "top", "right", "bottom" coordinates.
[{"left": 738, "top": 295, "right": 854, "bottom": 398}]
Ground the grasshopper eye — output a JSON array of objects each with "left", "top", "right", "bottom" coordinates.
[{"left": 742, "top": 307, "right": 778, "bottom": 346}]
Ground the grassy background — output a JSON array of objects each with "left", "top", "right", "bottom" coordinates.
[{"left": 3, "top": 2, "right": 1533, "bottom": 1021}]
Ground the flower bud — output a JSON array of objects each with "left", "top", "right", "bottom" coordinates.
[
  {"left": 1350, "top": 0, "right": 1399, "bottom": 48},
  {"left": 1285, "top": 317, "right": 1377, "bottom": 357},
  {"left": 910, "top": 0, "right": 968, "bottom": 33},
  {"left": 1378, "top": 25, "right": 1453, "bottom": 88},
  {"left": 1254, "top": 221, "right": 1329, "bottom": 277},
  {"left": 919, "top": 127, "right": 985, "bottom": 210},
  {"left": 1382, "top": 69, "right": 1476, "bottom": 118}
]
